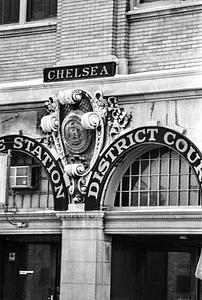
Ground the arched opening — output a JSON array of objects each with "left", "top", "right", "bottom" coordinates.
[
  {"left": 114, "top": 146, "right": 201, "bottom": 208},
  {"left": 86, "top": 126, "right": 202, "bottom": 211},
  {"left": 7, "top": 151, "right": 54, "bottom": 211},
  {"left": 0, "top": 135, "right": 68, "bottom": 211}
]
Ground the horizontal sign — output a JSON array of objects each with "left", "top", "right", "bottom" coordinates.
[
  {"left": 43, "top": 62, "right": 116, "bottom": 82},
  {"left": 19, "top": 270, "right": 34, "bottom": 275}
]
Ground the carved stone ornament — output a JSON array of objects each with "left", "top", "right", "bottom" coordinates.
[
  {"left": 40, "top": 89, "right": 132, "bottom": 204},
  {"left": 61, "top": 113, "right": 92, "bottom": 154}
]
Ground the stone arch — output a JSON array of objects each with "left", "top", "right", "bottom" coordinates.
[
  {"left": 85, "top": 126, "right": 202, "bottom": 210},
  {"left": 0, "top": 135, "right": 68, "bottom": 210}
]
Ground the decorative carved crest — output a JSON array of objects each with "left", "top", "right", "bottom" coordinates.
[{"left": 40, "top": 89, "right": 132, "bottom": 204}]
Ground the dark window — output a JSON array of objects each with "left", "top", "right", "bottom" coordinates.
[
  {"left": 27, "top": 0, "right": 57, "bottom": 21},
  {"left": 115, "top": 147, "right": 201, "bottom": 207},
  {"left": 0, "top": 0, "right": 20, "bottom": 25}
]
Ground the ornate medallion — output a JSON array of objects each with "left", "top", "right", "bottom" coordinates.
[
  {"left": 61, "top": 114, "right": 91, "bottom": 154},
  {"left": 40, "top": 89, "right": 132, "bottom": 204}
]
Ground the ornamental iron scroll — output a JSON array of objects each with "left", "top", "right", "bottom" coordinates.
[{"left": 40, "top": 89, "right": 132, "bottom": 204}]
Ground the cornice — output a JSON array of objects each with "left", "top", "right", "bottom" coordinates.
[
  {"left": 104, "top": 209, "right": 202, "bottom": 235},
  {"left": 0, "top": 211, "right": 61, "bottom": 234},
  {"left": 0, "top": 100, "right": 44, "bottom": 112},
  {"left": 0, "top": 67, "right": 202, "bottom": 105},
  {"left": 118, "top": 89, "right": 202, "bottom": 105}
]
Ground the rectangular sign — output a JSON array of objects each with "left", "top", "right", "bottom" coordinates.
[
  {"left": 43, "top": 62, "right": 116, "bottom": 82},
  {"left": 19, "top": 270, "right": 34, "bottom": 275}
]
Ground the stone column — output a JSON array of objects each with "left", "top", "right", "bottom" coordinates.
[{"left": 57, "top": 211, "right": 112, "bottom": 300}]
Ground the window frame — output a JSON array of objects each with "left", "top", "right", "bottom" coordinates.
[
  {"left": 129, "top": 0, "right": 200, "bottom": 10},
  {"left": 114, "top": 147, "right": 201, "bottom": 208},
  {"left": 0, "top": 0, "right": 57, "bottom": 28}
]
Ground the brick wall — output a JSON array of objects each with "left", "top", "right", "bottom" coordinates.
[
  {"left": 0, "top": 26, "right": 56, "bottom": 83},
  {"left": 128, "top": 4, "right": 202, "bottom": 73},
  {"left": 1, "top": 1, "right": 202, "bottom": 83},
  {"left": 56, "top": 0, "right": 115, "bottom": 62}
]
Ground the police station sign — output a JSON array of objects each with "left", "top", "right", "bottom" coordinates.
[
  {"left": 86, "top": 126, "right": 202, "bottom": 210},
  {"left": 43, "top": 62, "right": 116, "bottom": 82}
]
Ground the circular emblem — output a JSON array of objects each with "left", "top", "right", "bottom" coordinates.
[{"left": 61, "top": 114, "right": 91, "bottom": 154}]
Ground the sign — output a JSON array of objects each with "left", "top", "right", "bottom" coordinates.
[
  {"left": 86, "top": 126, "right": 202, "bottom": 210},
  {"left": 0, "top": 135, "right": 68, "bottom": 211},
  {"left": 43, "top": 62, "right": 116, "bottom": 82},
  {"left": 19, "top": 270, "right": 34, "bottom": 275}
]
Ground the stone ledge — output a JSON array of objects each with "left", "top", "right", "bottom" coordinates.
[
  {"left": 0, "top": 67, "right": 202, "bottom": 105},
  {"left": 0, "top": 20, "right": 56, "bottom": 37},
  {"left": 105, "top": 208, "right": 202, "bottom": 235}
]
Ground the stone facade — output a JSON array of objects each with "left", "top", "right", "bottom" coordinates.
[{"left": 0, "top": 0, "right": 202, "bottom": 299}]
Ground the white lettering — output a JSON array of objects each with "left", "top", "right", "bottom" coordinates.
[
  {"left": 90, "top": 66, "right": 98, "bottom": 76},
  {"left": 0, "top": 139, "right": 5, "bottom": 151},
  {"left": 56, "top": 69, "right": 65, "bottom": 79},
  {"left": 54, "top": 183, "right": 65, "bottom": 199},
  {"left": 98, "top": 158, "right": 110, "bottom": 175},
  {"left": 51, "top": 170, "right": 60, "bottom": 184},
  {"left": 42, "top": 152, "right": 52, "bottom": 166},
  {"left": 65, "top": 69, "right": 73, "bottom": 78},
  {"left": 175, "top": 138, "right": 188, "bottom": 153},
  {"left": 194, "top": 160, "right": 202, "bottom": 182},
  {"left": 99, "top": 65, "right": 109, "bottom": 76},
  {"left": 74, "top": 68, "right": 82, "bottom": 78},
  {"left": 47, "top": 161, "right": 56, "bottom": 173},
  {"left": 88, "top": 182, "right": 100, "bottom": 198},
  {"left": 31, "top": 145, "right": 42, "bottom": 160},
  {"left": 164, "top": 132, "right": 176, "bottom": 145},
  {"left": 92, "top": 171, "right": 104, "bottom": 183},
  {"left": 105, "top": 147, "right": 117, "bottom": 162},
  {"left": 187, "top": 146, "right": 200, "bottom": 164},
  {"left": 134, "top": 129, "right": 146, "bottom": 143},
  {"left": 82, "top": 67, "right": 90, "bottom": 77},
  {"left": 114, "top": 138, "right": 129, "bottom": 155},
  {"left": 24, "top": 139, "right": 35, "bottom": 152},
  {"left": 147, "top": 128, "right": 158, "bottom": 141},
  {"left": 126, "top": 132, "right": 136, "bottom": 147},
  {"left": 47, "top": 70, "right": 55, "bottom": 80},
  {"left": 14, "top": 137, "right": 23, "bottom": 149}
]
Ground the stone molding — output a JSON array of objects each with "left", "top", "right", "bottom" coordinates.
[
  {"left": 0, "top": 211, "right": 61, "bottom": 234},
  {"left": 0, "top": 67, "right": 202, "bottom": 105},
  {"left": 105, "top": 209, "right": 202, "bottom": 235},
  {"left": 57, "top": 211, "right": 105, "bottom": 230},
  {"left": 0, "top": 21, "right": 56, "bottom": 38}
]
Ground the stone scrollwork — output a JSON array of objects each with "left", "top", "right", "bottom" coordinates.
[
  {"left": 107, "top": 96, "right": 132, "bottom": 137},
  {"left": 40, "top": 114, "right": 59, "bottom": 132},
  {"left": 81, "top": 112, "right": 100, "bottom": 130},
  {"left": 40, "top": 89, "right": 132, "bottom": 205},
  {"left": 57, "top": 89, "right": 83, "bottom": 105},
  {"left": 64, "top": 164, "right": 85, "bottom": 177}
]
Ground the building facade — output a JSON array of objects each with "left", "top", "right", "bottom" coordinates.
[{"left": 0, "top": 0, "right": 202, "bottom": 299}]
